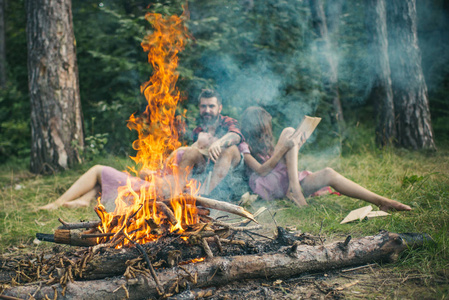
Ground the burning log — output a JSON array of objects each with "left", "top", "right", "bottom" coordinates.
[
  {"left": 36, "top": 229, "right": 99, "bottom": 247},
  {"left": 155, "top": 201, "right": 178, "bottom": 226},
  {"left": 193, "top": 196, "right": 257, "bottom": 223},
  {"left": 33, "top": 222, "right": 260, "bottom": 280},
  {"left": 2, "top": 231, "right": 431, "bottom": 300},
  {"left": 53, "top": 229, "right": 99, "bottom": 247},
  {"left": 189, "top": 205, "right": 210, "bottom": 216},
  {"left": 36, "top": 195, "right": 255, "bottom": 248}
]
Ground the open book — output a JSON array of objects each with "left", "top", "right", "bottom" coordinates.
[
  {"left": 340, "top": 205, "right": 390, "bottom": 224},
  {"left": 294, "top": 115, "right": 322, "bottom": 140}
]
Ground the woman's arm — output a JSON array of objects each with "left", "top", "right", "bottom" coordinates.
[
  {"left": 244, "top": 128, "right": 307, "bottom": 177},
  {"left": 243, "top": 140, "right": 293, "bottom": 176}
]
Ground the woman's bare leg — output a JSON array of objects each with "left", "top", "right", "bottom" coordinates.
[
  {"left": 62, "top": 186, "right": 100, "bottom": 209},
  {"left": 277, "top": 128, "right": 307, "bottom": 207},
  {"left": 37, "top": 165, "right": 104, "bottom": 211},
  {"left": 300, "top": 168, "right": 411, "bottom": 212}
]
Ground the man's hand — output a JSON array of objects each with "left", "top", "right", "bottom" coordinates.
[
  {"left": 208, "top": 140, "right": 223, "bottom": 162},
  {"left": 207, "top": 132, "right": 241, "bottom": 163},
  {"left": 197, "top": 132, "right": 216, "bottom": 149}
]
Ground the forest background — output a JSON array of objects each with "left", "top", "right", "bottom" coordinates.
[{"left": 1, "top": 0, "right": 448, "bottom": 164}]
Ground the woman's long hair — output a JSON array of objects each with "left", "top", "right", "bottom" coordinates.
[{"left": 240, "top": 106, "right": 274, "bottom": 162}]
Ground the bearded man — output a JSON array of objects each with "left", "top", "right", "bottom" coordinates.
[{"left": 172, "top": 89, "right": 246, "bottom": 199}]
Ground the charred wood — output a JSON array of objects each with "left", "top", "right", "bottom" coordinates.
[{"left": 2, "top": 232, "right": 431, "bottom": 300}]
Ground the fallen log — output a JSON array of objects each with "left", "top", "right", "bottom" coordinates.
[
  {"left": 2, "top": 231, "right": 431, "bottom": 300},
  {"left": 82, "top": 239, "right": 206, "bottom": 280}
]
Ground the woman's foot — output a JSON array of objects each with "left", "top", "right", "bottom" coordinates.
[
  {"left": 62, "top": 198, "right": 91, "bottom": 209},
  {"left": 378, "top": 200, "right": 411, "bottom": 212},
  {"left": 36, "top": 202, "right": 62, "bottom": 211},
  {"left": 286, "top": 188, "right": 308, "bottom": 207}
]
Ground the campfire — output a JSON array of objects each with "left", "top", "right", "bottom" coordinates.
[
  {"left": 35, "top": 10, "right": 257, "bottom": 250},
  {"left": 35, "top": 9, "right": 259, "bottom": 252},
  {"left": 94, "top": 10, "right": 203, "bottom": 248}
]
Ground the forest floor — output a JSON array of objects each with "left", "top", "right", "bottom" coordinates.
[
  {"left": 208, "top": 266, "right": 444, "bottom": 299},
  {"left": 1, "top": 144, "right": 449, "bottom": 299}
]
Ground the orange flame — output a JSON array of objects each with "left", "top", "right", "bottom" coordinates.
[
  {"left": 179, "top": 257, "right": 206, "bottom": 265},
  {"left": 95, "top": 9, "right": 199, "bottom": 248}
]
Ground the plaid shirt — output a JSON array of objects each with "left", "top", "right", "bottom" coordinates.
[{"left": 192, "top": 114, "right": 243, "bottom": 143}]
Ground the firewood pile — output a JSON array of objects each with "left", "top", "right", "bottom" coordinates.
[
  {"left": 36, "top": 195, "right": 263, "bottom": 250},
  {"left": 0, "top": 194, "right": 432, "bottom": 300},
  {"left": 1, "top": 195, "right": 275, "bottom": 297}
]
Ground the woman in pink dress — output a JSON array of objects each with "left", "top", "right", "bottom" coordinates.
[
  {"left": 37, "top": 165, "right": 156, "bottom": 211},
  {"left": 239, "top": 106, "right": 411, "bottom": 212}
]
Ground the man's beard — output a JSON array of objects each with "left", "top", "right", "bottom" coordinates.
[{"left": 201, "top": 113, "right": 219, "bottom": 126}]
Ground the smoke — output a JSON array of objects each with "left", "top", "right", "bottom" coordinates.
[
  {"left": 415, "top": 0, "right": 449, "bottom": 91},
  {"left": 348, "top": 0, "right": 449, "bottom": 105},
  {"left": 180, "top": 0, "right": 354, "bottom": 200},
  {"left": 170, "top": 0, "right": 449, "bottom": 201},
  {"left": 205, "top": 57, "right": 283, "bottom": 108},
  {"left": 183, "top": 0, "right": 351, "bottom": 148},
  {"left": 186, "top": 2, "right": 447, "bottom": 129},
  {"left": 186, "top": 0, "right": 316, "bottom": 114}
]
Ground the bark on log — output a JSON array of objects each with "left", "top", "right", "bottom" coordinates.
[
  {"left": 82, "top": 240, "right": 206, "bottom": 280},
  {"left": 2, "top": 232, "right": 430, "bottom": 300},
  {"left": 54, "top": 229, "right": 99, "bottom": 246},
  {"left": 57, "top": 220, "right": 101, "bottom": 230}
]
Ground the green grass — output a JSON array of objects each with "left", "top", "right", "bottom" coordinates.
[
  {"left": 0, "top": 155, "right": 133, "bottom": 250},
  {"left": 1, "top": 146, "right": 448, "bottom": 297},
  {"left": 249, "top": 145, "right": 449, "bottom": 298}
]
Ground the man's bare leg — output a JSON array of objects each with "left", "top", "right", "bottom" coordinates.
[
  {"left": 300, "top": 167, "right": 411, "bottom": 212},
  {"left": 174, "top": 147, "right": 207, "bottom": 196},
  {"left": 203, "top": 145, "right": 241, "bottom": 195},
  {"left": 37, "top": 165, "right": 104, "bottom": 211}
]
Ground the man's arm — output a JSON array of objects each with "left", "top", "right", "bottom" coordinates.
[
  {"left": 208, "top": 132, "right": 241, "bottom": 162},
  {"left": 217, "top": 132, "right": 242, "bottom": 147}
]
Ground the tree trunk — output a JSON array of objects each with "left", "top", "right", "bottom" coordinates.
[
  {"left": 387, "top": 0, "right": 436, "bottom": 150},
  {"left": 2, "top": 232, "right": 429, "bottom": 300},
  {"left": 366, "top": 0, "right": 396, "bottom": 146},
  {"left": 25, "top": 0, "right": 84, "bottom": 174},
  {"left": 325, "top": 0, "right": 343, "bottom": 41},
  {"left": 308, "top": 0, "right": 345, "bottom": 130},
  {"left": 0, "top": 0, "right": 6, "bottom": 87}
]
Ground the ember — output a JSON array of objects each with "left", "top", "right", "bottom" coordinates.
[{"left": 179, "top": 257, "right": 206, "bottom": 265}]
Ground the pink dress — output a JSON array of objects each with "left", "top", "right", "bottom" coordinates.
[
  {"left": 100, "top": 166, "right": 150, "bottom": 210},
  {"left": 238, "top": 142, "right": 336, "bottom": 201}
]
